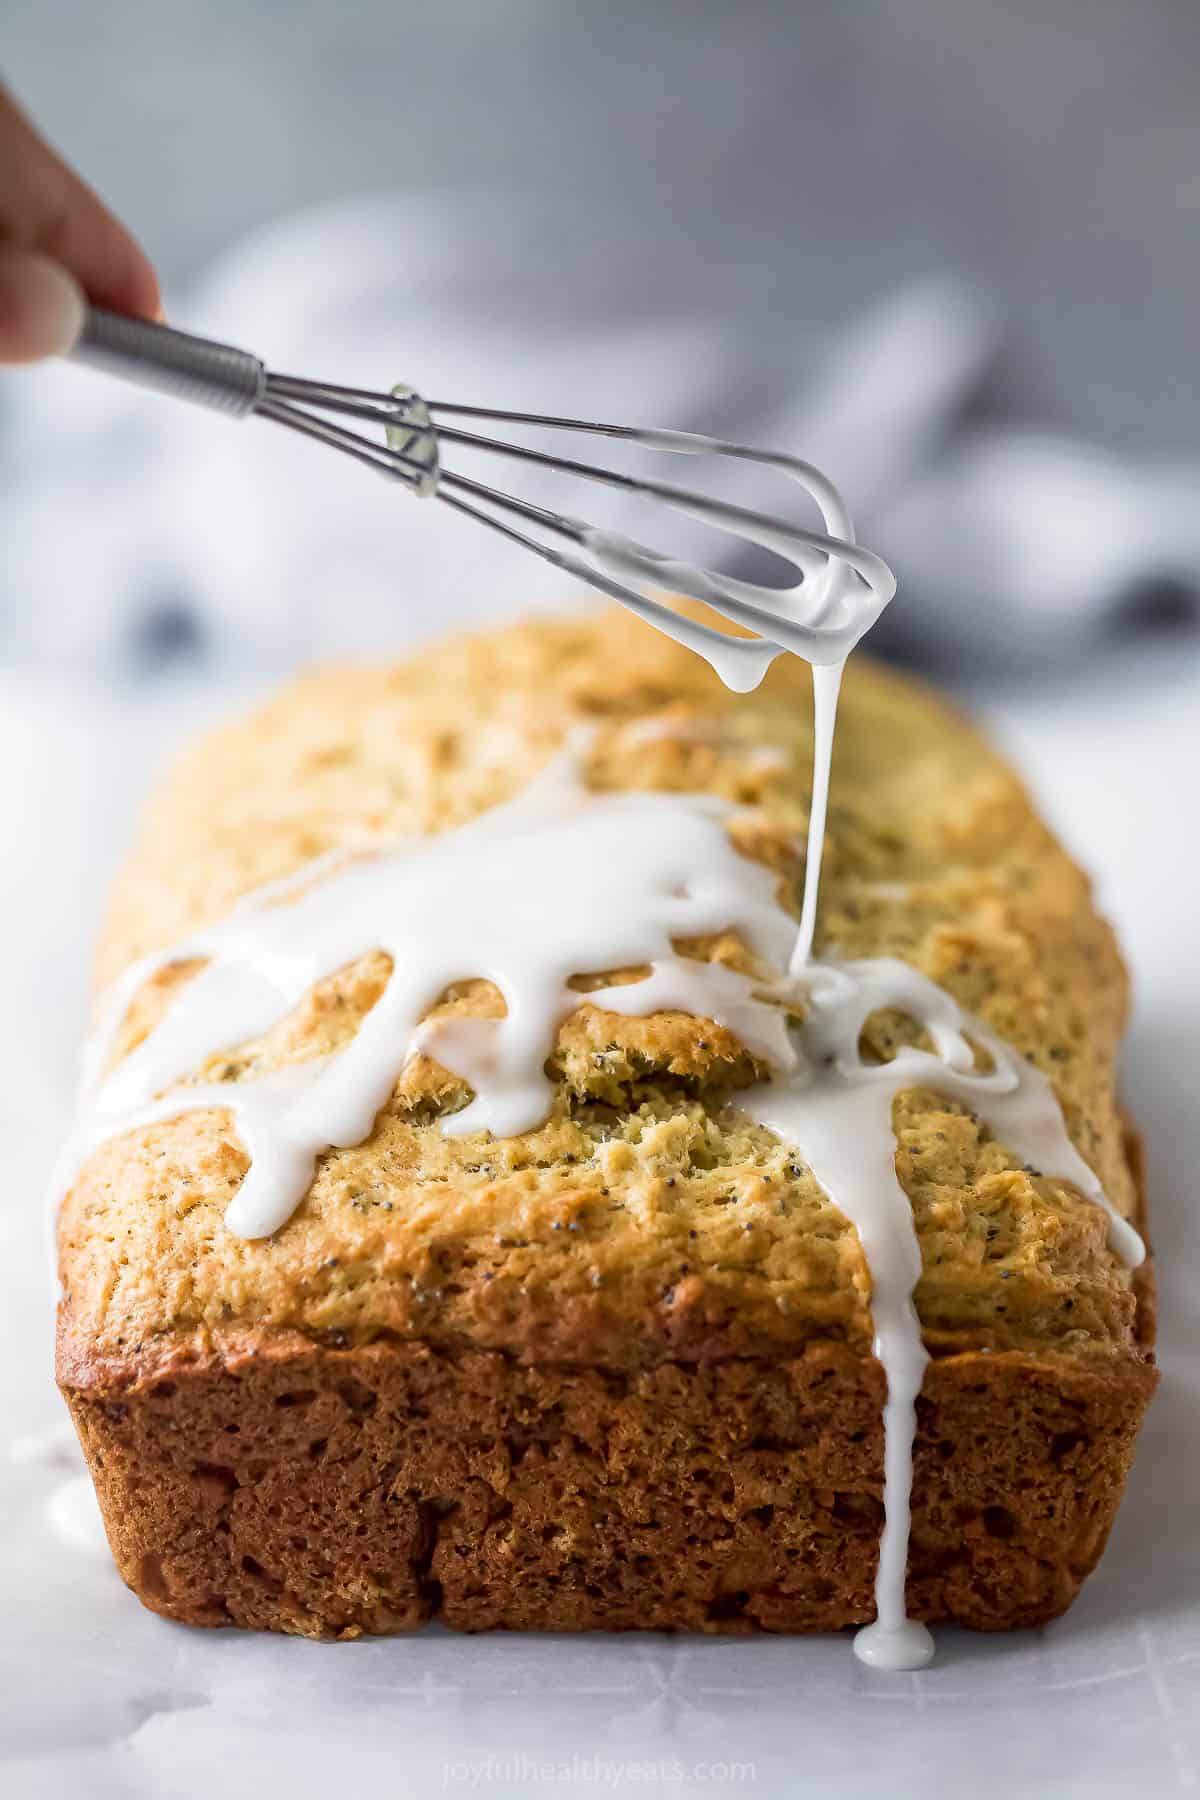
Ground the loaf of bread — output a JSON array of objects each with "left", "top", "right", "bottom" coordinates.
[{"left": 57, "top": 609, "right": 1156, "bottom": 1639}]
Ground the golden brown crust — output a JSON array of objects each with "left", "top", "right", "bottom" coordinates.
[
  {"left": 55, "top": 608, "right": 1157, "bottom": 1636},
  {"left": 59, "top": 610, "right": 1143, "bottom": 1373}
]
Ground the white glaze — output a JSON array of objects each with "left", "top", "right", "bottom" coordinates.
[
  {"left": 573, "top": 449, "right": 1138, "bottom": 1661},
  {"left": 744, "top": 956, "right": 1141, "bottom": 1670},
  {"left": 57, "top": 453, "right": 1144, "bottom": 1670},
  {"left": 575, "top": 432, "right": 895, "bottom": 692},
  {"left": 65, "top": 753, "right": 799, "bottom": 1239},
  {"left": 62, "top": 776, "right": 1143, "bottom": 1665},
  {"left": 571, "top": 443, "right": 887, "bottom": 982},
  {"left": 791, "top": 662, "right": 843, "bottom": 971}
]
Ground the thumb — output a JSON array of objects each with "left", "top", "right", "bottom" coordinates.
[{"left": 0, "top": 243, "right": 86, "bottom": 363}]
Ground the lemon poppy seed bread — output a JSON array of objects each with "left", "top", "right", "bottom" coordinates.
[{"left": 56, "top": 609, "right": 1155, "bottom": 1638}]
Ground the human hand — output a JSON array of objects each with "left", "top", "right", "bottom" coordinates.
[{"left": 0, "top": 85, "right": 161, "bottom": 364}]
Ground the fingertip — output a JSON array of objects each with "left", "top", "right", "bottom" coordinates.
[{"left": 0, "top": 246, "right": 86, "bottom": 362}]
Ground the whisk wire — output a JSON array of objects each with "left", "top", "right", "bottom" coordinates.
[
  {"left": 68, "top": 307, "right": 897, "bottom": 683},
  {"left": 268, "top": 379, "right": 866, "bottom": 583},
  {"left": 256, "top": 380, "right": 897, "bottom": 668},
  {"left": 257, "top": 398, "right": 429, "bottom": 485}
]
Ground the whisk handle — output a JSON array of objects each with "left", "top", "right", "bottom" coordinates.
[{"left": 69, "top": 308, "right": 266, "bottom": 417}]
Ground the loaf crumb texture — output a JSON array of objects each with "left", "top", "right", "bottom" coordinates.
[{"left": 65, "top": 1337, "right": 1155, "bottom": 1640}]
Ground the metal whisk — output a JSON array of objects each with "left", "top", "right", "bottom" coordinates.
[{"left": 70, "top": 307, "right": 895, "bottom": 688}]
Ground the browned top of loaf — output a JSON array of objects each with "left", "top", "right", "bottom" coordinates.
[{"left": 57, "top": 608, "right": 1145, "bottom": 1382}]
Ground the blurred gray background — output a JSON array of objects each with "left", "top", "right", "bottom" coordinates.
[
  {"left": 5, "top": 0, "right": 1200, "bottom": 684},
  {"left": 9, "top": 0, "right": 1200, "bottom": 449}
]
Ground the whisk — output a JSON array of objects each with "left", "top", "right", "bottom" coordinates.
[{"left": 69, "top": 307, "right": 895, "bottom": 689}]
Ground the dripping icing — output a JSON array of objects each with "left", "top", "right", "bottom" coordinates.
[
  {"left": 64, "top": 754, "right": 800, "bottom": 1239},
  {"left": 743, "top": 957, "right": 1141, "bottom": 1670},
  {"left": 59, "top": 454, "right": 1143, "bottom": 1671},
  {"left": 570, "top": 449, "right": 1138, "bottom": 1665}
]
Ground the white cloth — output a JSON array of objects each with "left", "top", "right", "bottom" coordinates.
[{"left": 4, "top": 194, "right": 1198, "bottom": 673}]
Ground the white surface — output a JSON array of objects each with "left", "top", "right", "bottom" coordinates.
[{"left": 1, "top": 634, "right": 1197, "bottom": 1799}]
